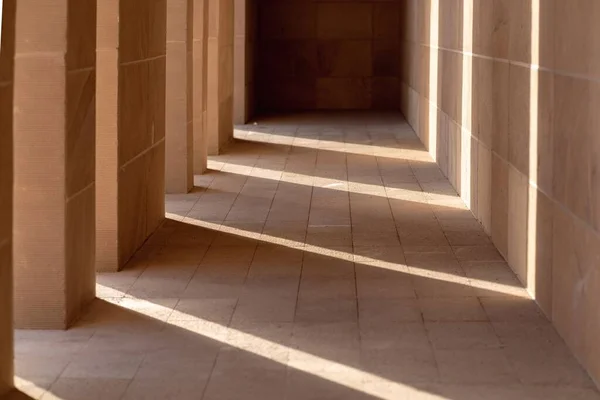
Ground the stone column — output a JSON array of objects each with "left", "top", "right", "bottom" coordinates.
[
  {"left": 13, "top": 0, "right": 97, "bottom": 329},
  {"left": 193, "top": 0, "right": 209, "bottom": 173},
  {"left": 0, "top": 0, "right": 15, "bottom": 392},
  {"left": 233, "top": 0, "right": 246, "bottom": 124},
  {"left": 96, "top": 0, "right": 167, "bottom": 272},
  {"left": 166, "top": 0, "right": 194, "bottom": 193},
  {"left": 207, "top": 0, "right": 234, "bottom": 155}
]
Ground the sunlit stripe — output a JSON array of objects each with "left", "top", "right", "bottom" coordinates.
[
  {"left": 209, "top": 163, "right": 460, "bottom": 205},
  {"left": 95, "top": 285, "right": 439, "bottom": 400},
  {"left": 239, "top": 135, "right": 433, "bottom": 162},
  {"left": 171, "top": 214, "right": 530, "bottom": 298}
]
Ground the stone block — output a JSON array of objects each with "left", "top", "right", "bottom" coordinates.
[
  {"left": 317, "top": 4, "right": 372, "bottom": 40},
  {"left": 316, "top": 78, "right": 371, "bottom": 109},
  {"left": 317, "top": 40, "right": 372, "bottom": 78}
]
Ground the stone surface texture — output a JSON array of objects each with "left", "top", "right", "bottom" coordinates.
[
  {"left": 193, "top": 0, "right": 209, "bottom": 173},
  {"left": 96, "top": 0, "right": 167, "bottom": 271},
  {"left": 13, "top": 114, "right": 600, "bottom": 399},
  {"left": 13, "top": 0, "right": 97, "bottom": 329},
  {"left": 233, "top": 0, "right": 257, "bottom": 124},
  {"left": 166, "top": 0, "right": 194, "bottom": 194},
  {"left": 256, "top": 0, "right": 401, "bottom": 111},
  {"left": 398, "top": 0, "right": 600, "bottom": 386},
  {"left": 207, "top": 0, "right": 234, "bottom": 155},
  {"left": 0, "top": 0, "right": 15, "bottom": 394}
]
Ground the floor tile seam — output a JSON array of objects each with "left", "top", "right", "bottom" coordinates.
[
  {"left": 123, "top": 247, "right": 164, "bottom": 299},
  {"left": 372, "top": 145, "right": 407, "bottom": 253},
  {"left": 292, "top": 138, "right": 319, "bottom": 325},
  {"left": 121, "top": 349, "right": 153, "bottom": 398},
  {"left": 180, "top": 189, "right": 209, "bottom": 220},
  {"left": 42, "top": 358, "right": 73, "bottom": 397},
  {"left": 343, "top": 137, "right": 362, "bottom": 332},
  {"left": 259, "top": 143, "right": 293, "bottom": 233},
  {"left": 404, "top": 155, "right": 479, "bottom": 308},
  {"left": 218, "top": 160, "right": 257, "bottom": 225}
]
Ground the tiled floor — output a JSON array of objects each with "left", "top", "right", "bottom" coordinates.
[{"left": 13, "top": 113, "right": 600, "bottom": 399}]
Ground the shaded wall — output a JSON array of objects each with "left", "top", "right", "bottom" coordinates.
[
  {"left": 256, "top": 0, "right": 401, "bottom": 111},
  {"left": 118, "top": 0, "right": 167, "bottom": 264},
  {"left": 207, "top": 0, "right": 234, "bottom": 154},
  {"left": 0, "top": 0, "right": 15, "bottom": 393},
  {"left": 97, "top": 0, "right": 167, "bottom": 271},
  {"left": 14, "top": 0, "right": 97, "bottom": 329},
  {"left": 399, "top": 0, "right": 600, "bottom": 385},
  {"left": 165, "top": 0, "right": 194, "bottom": 193},
  {"left": 233, "top": 0, "right": 257, "bottom": 123}
]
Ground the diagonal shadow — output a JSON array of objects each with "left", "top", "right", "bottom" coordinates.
[
  {"left": 15, "top": 299, "right": 387, "bottom": 399},
  {"left": 1, "top": 391, "right": 35, "bottom": 400},
  {"left": 84, "top": 218, "right": 594, "bottom": 399},
  {"left": 221, "top": 134, "right": 444, "bottom": 192}
]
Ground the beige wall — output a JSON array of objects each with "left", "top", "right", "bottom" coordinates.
[
  {"left": 97, "top": 0, "right": 167, "bottom": 271},
  {"left": 0, "top": 0, "right": 15, "bottom": 393},
  {"left": 207, "top": 0, "right": 234, "bottom": 154},
  {"left": 256, "top": 0, "right": 401, "bottom": 111},
  {"left": 13, "top": 0, "right": 97, "bottom": 329},
  {"left": 399, "top": 0, "right": 600, "bottom": 386},
  {"left": 166, "top": 0, "right": 194, "bottom": 193}
]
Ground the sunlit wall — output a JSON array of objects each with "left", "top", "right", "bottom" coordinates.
[{"left": 398, "top": 0, "right": 600, "bottom": 386}]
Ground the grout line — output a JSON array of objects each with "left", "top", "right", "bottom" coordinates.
[
  {"left": 405, "top": 86, "right": 600, "bottom": 242},
  {"left": 120, "top": 138, "right": 166, "bottom": 171},
  {"left": 345, "top": 132, "right": 361, "bottom": 326},
  {"left": 414, "top": 41, "right": 600, "bottom": 85},
  {"left": 120, "top": 54, "right": 166, "bottom": 67},
  {"left": 65, "top": 181, "right": 95, "bottom": 203}
]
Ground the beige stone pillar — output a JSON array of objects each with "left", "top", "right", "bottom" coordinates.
[
  {"left": 233, "top": 0, "right": 256, "bottom": 124},
  {"left": 207, "top": 0, "right": 234, "bottom": 155},
  {"left": 193, "top": 0, "right": 209, "bottom": 173},
  {"left": 13, "top": 0, "right": 97, "bottom": 329},
  {"left": 0, "top": 0, "right": 15, "bottom": 393},
  {"left": 233, "top": 0, "right": 246, "bottom": 124},
  {"left": 96, "top": 0, "right": 167, "bottom": 272},
  {"left": 166, "top": 0, "right": 194, "bottom": 193}
]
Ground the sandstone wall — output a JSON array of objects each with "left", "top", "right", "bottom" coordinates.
[
  {"left": 256, "top": 0, "right": 401, "bottom": 111},
  {"left": 399, "top": 0, "right": 600, "bottom": 386},
  {"left": 97, "top": 0, "right": 167, "bottom": 270},
  {"left": 13, "top": 0, "right": 97, "bottom": 329},
  {"left": 0, "top": 0, "right": 15, "bottom": 393}
]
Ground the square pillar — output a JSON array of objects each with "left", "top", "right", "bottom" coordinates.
[
  {"left": 207, "top": 0, "right": 234, "bottom": 155},
  {"left": 166, "top": 0, "right": 194, "bottom": 193},
  {"left": 232, "top": 0, "right": 246, "bottom": 125},
  {"left": 13, "top": 0, "right": 97, "bottom": 329},
  {"left": 0, "top": 0, "right": 16, "bottom": 393},
  {"left": 96, "top": 0, "right": 167, "bottom": 272},
  {"left": 233, "top": 0, "right": 256, "bottom": 124},
  {"left": 193, "top": 0, "right": 209, "bottom": 173}
]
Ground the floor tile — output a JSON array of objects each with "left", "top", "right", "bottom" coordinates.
[{"left": 14, "top": 113, "right": 599, "bottom": 400}]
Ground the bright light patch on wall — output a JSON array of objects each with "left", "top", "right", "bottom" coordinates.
[
  {"left": 428, "top": 0, "right": 440, "bottom": 159},
  {"left": 459, "top": 0, "right": 474, "bottom": 209},
  {"left": 527, "top": 0, "right": 541, "bottom": 297},
  {"left": 0, "top": 0, "right": 4, "bottom": 48}
]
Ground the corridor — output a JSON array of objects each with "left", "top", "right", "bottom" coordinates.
[{"left": 13, "top": 114, "right": 598, "bottom": 400}]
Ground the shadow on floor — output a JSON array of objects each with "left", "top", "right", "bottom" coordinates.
[
  {"left": 2, "top": 391, "right": 35, "bottom": 400},
  {"left": 14, "top": 114, "right": 600, "bottom": 400}
]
